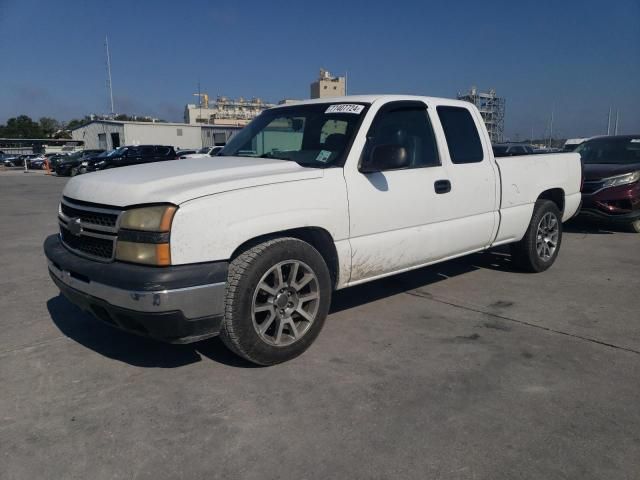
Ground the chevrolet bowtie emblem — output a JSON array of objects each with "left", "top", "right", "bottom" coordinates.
[{"left": 68, "top": 217, "right": 83, "bottom": 236}]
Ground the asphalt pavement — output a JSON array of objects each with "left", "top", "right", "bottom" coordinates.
[{"left": 1, "top": 170, "right": 639, "bottom": 480}]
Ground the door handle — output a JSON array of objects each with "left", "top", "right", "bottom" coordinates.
[{"left": 434, "top": 179, "right": 451, "bottom": 194}]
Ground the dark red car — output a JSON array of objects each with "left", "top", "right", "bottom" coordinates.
[{"left": 576, "top": 135, "right": 640, "bottom": 232}]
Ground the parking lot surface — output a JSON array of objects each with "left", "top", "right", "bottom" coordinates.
[{"left": 1, "top": 170, "right": 639, "bottom": 480}]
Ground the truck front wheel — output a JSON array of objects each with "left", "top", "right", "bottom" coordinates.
[
  {"left": 510, "top": 200, "right": 563, "bottom": 273},
  {"left": 220, "top": 237, "right": 332, "bottom": 365}
]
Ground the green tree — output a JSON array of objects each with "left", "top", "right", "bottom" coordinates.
[
  {"left": 39, "top": 117, "right": 60, "bottom": 137},
  {"left": 65, "top": 116, "right": 91, "bottom": 130},
  {"left": 0, "top": 115, "right": 44, "bottom": 138}
]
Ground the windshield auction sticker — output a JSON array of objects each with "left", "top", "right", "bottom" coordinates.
[
  {"left": 315, "top": 150, "right": 333, "bottom": 163},
  {"left": 325, "top": 104, "right": 365, "bottom": 114}
]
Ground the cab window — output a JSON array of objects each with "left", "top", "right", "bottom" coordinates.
[
  {"left": 437, "top": 106, "right": 484, "bottom": 164},
  {"left": 363, "top": 101, "right": 440, "bottom": 170}
]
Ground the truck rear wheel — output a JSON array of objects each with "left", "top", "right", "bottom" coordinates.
[
  {"left": 220, "top": 237, "right": 332, "bottom": 365},
  {"left": 510, "top": 200, "right": 563, "bottom": 273}
]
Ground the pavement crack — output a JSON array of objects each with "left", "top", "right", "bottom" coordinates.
[{"left": 405, "top": 290, "right": 640, "bottom": 356}]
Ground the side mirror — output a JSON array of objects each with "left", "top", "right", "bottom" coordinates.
[{"left": 361, "top": 144, "right": 408, "bottom": 173}]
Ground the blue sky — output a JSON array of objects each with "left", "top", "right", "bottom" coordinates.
[{"left": 0, "top": 0, "right": 638, "bottom": 139}]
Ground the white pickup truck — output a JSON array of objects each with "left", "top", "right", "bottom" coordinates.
[{"left": 45, "top": 95, "right": 582, "bottom": 365}]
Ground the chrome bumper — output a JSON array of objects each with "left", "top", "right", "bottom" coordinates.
[{"left": 48, "top": 260, "right": 225, "bottom": 320}]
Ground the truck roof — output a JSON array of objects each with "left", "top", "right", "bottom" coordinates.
[{"left": 271, "top": 94, "right": 474, "bottom": 109}]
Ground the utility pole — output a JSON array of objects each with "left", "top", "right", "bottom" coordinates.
[
  {"left": 198, "top": 80, "right": 202, "bottom": 123},
  {"left": 105, "top": 36, "right": 115, "bottom": 116},
  {"left": 548, "top": 105, "right": 554, "bottom": 148},
  {"left": 607, "top": 107, "right": 611, "bottom": 135},
  {"left": 614, "top": 110, "right": 619, "bottom": 135},
  {"left": 344, "top": 71, "right": 348, "bottom": 96}
]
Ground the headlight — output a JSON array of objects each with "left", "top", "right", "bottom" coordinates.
[
  {"left": 602, "top": 171, "right": 640, "bottom": 189},
  {"left": 115, "top": 242, "right": 171, "bottom": 266},
  {"left": 120, "top": 205, "right": 176, "bottom": 232},
  {"left": 116, "top": 205, "right": 177, "bottom": 266}
]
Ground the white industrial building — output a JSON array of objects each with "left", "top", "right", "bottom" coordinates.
[
  {"left": 184, "top": 95, "right": 275, "bottom": 126},
  {"left": 71, "top": 120, "right": 242, "bottom": 151}
]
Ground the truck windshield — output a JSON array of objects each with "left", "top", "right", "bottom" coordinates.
[
  {"left": 219, "top": 103, "right": 369, "bottom": 167},
  {"left": 576, "top": 138, "right": 640, "bottom": 165}
]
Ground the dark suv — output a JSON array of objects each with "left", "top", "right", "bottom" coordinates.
[
  {"left": 86, "top": 145, "right": 177, "bottom": 171},
  {"left": 576, "top": 135, "right": 640, "bottom": 232},
  {"left": 54, "top": 150, "right": 106, "bottom": 176}
]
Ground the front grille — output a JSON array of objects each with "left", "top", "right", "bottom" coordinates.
[
  {"left": 60, "top": 226, "right": 114, "bottom": 260},
  {"left": 60, "top": 202, "right": 118, "bottom": 228},
  {"left": 582, "top": 181, "right": 605, "bottom": 194},
  {"left": 58, "top": 197, "right": 122, "bottom": 261}
]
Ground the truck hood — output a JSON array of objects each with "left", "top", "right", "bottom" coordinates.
[
  {"left": 583, "top": 162, "right": 640, "bottom": 181},
  {"left": 63, "top": 157, "right": 324, "bottom": 206}
]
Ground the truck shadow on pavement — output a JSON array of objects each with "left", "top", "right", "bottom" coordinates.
[
  {"left": 47, "top": 247, "right": 516, "bottom": 369},
  {"left": 330, "top": 247, "right": 513, "bottom": 313},
  {"left": 47, "top": 296, "right": 258, "bottom": 368}
]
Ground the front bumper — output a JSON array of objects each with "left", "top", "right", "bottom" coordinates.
[
  {"left": 55, "top": 164, "right": 74, "bottom": 176},
  {"left": 579, "top": 183, "right": 640, "bottom": 225},
  {"left": 578, "top": 207, "right": 640, "bottom": 224},
  {"left": 44, "top": 234, "right": 228, "bottom": 343}
]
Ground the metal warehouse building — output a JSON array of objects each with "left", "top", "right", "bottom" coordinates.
[{"left": 71, "top": 120, "right": 242, "bottom": 151}]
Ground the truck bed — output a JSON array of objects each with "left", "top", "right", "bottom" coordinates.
[{"left": 492, "top": 152, "right": 582, "bottom": 246}]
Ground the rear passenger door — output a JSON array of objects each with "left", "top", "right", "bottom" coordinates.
[
  {"left": 138, "top": 146, "right": 155, "bottom": 164},
  {"left": 123, "top": 147, "right": 141, "bottom": 166},
  {"left": 154, "top": 146, "right": 172, "bottom": 162},
  {"left": 434, "top": 105, "right": 499, "bottom": 250}
]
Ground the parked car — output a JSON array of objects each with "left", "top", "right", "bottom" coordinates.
[
  {"left": 29, "top": 154, "right": 49, "bottom": 169},
  {"left": 176, "top": 149, "right": 197, "bottom": 158},
  {"left": 563, "top": 138, "right": 588, "bottom": 152},
  {"left": 86, "top": 145, "right": 177, "bottom": 171},
  {"left": 44, "top": 95, "right": 581, "bottom": 365},
  {"left": 46, "top": 153, "right": 69, "bottom": 169},
  {"left": 576, "top": 135, "right": 640, "bottom": 232},
  {"left": 54, "top": 149, "right": 106, "bottom": 176},
  {"left": 181, "top": 145, "right": 224, "bottom": 159},
  {"left": 76, "top": 150, "right": 108, "bottom": 174},
  {"left": 1, "top": 154, "right": 19, "bottom": 167},
  {"left": 492, "top": 143, "right": 535, "bottom": 157}
]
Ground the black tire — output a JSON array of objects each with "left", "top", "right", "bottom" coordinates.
[
  {"left": 220, "top": 237, "right": 332, "bottom": 365},
  {"left": 510, "top": 200, "right": 563, "bottom": 273}
]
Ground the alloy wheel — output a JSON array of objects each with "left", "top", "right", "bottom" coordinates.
[
  {"left": 251, "top": 260, "right": 320, "bottom": 347},
  {"left": 536, "top": 212, "right": 559, "bottom": 261}
]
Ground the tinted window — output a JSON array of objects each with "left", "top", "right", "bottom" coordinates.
[
  {"left": 364, "top": 102, "right": 439, "bottom": 169},
  {"left": 576, "top": 137, "right": 640, "bottom": 165},
  {"left": 437, "top": 106, "right": 484, "bottom": 164},
  {"left": 156, "top": 146, "right": 172, "bottom": 156},
  {"left": 140, "top": 146, "right": 155, "bottom": 157}
]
